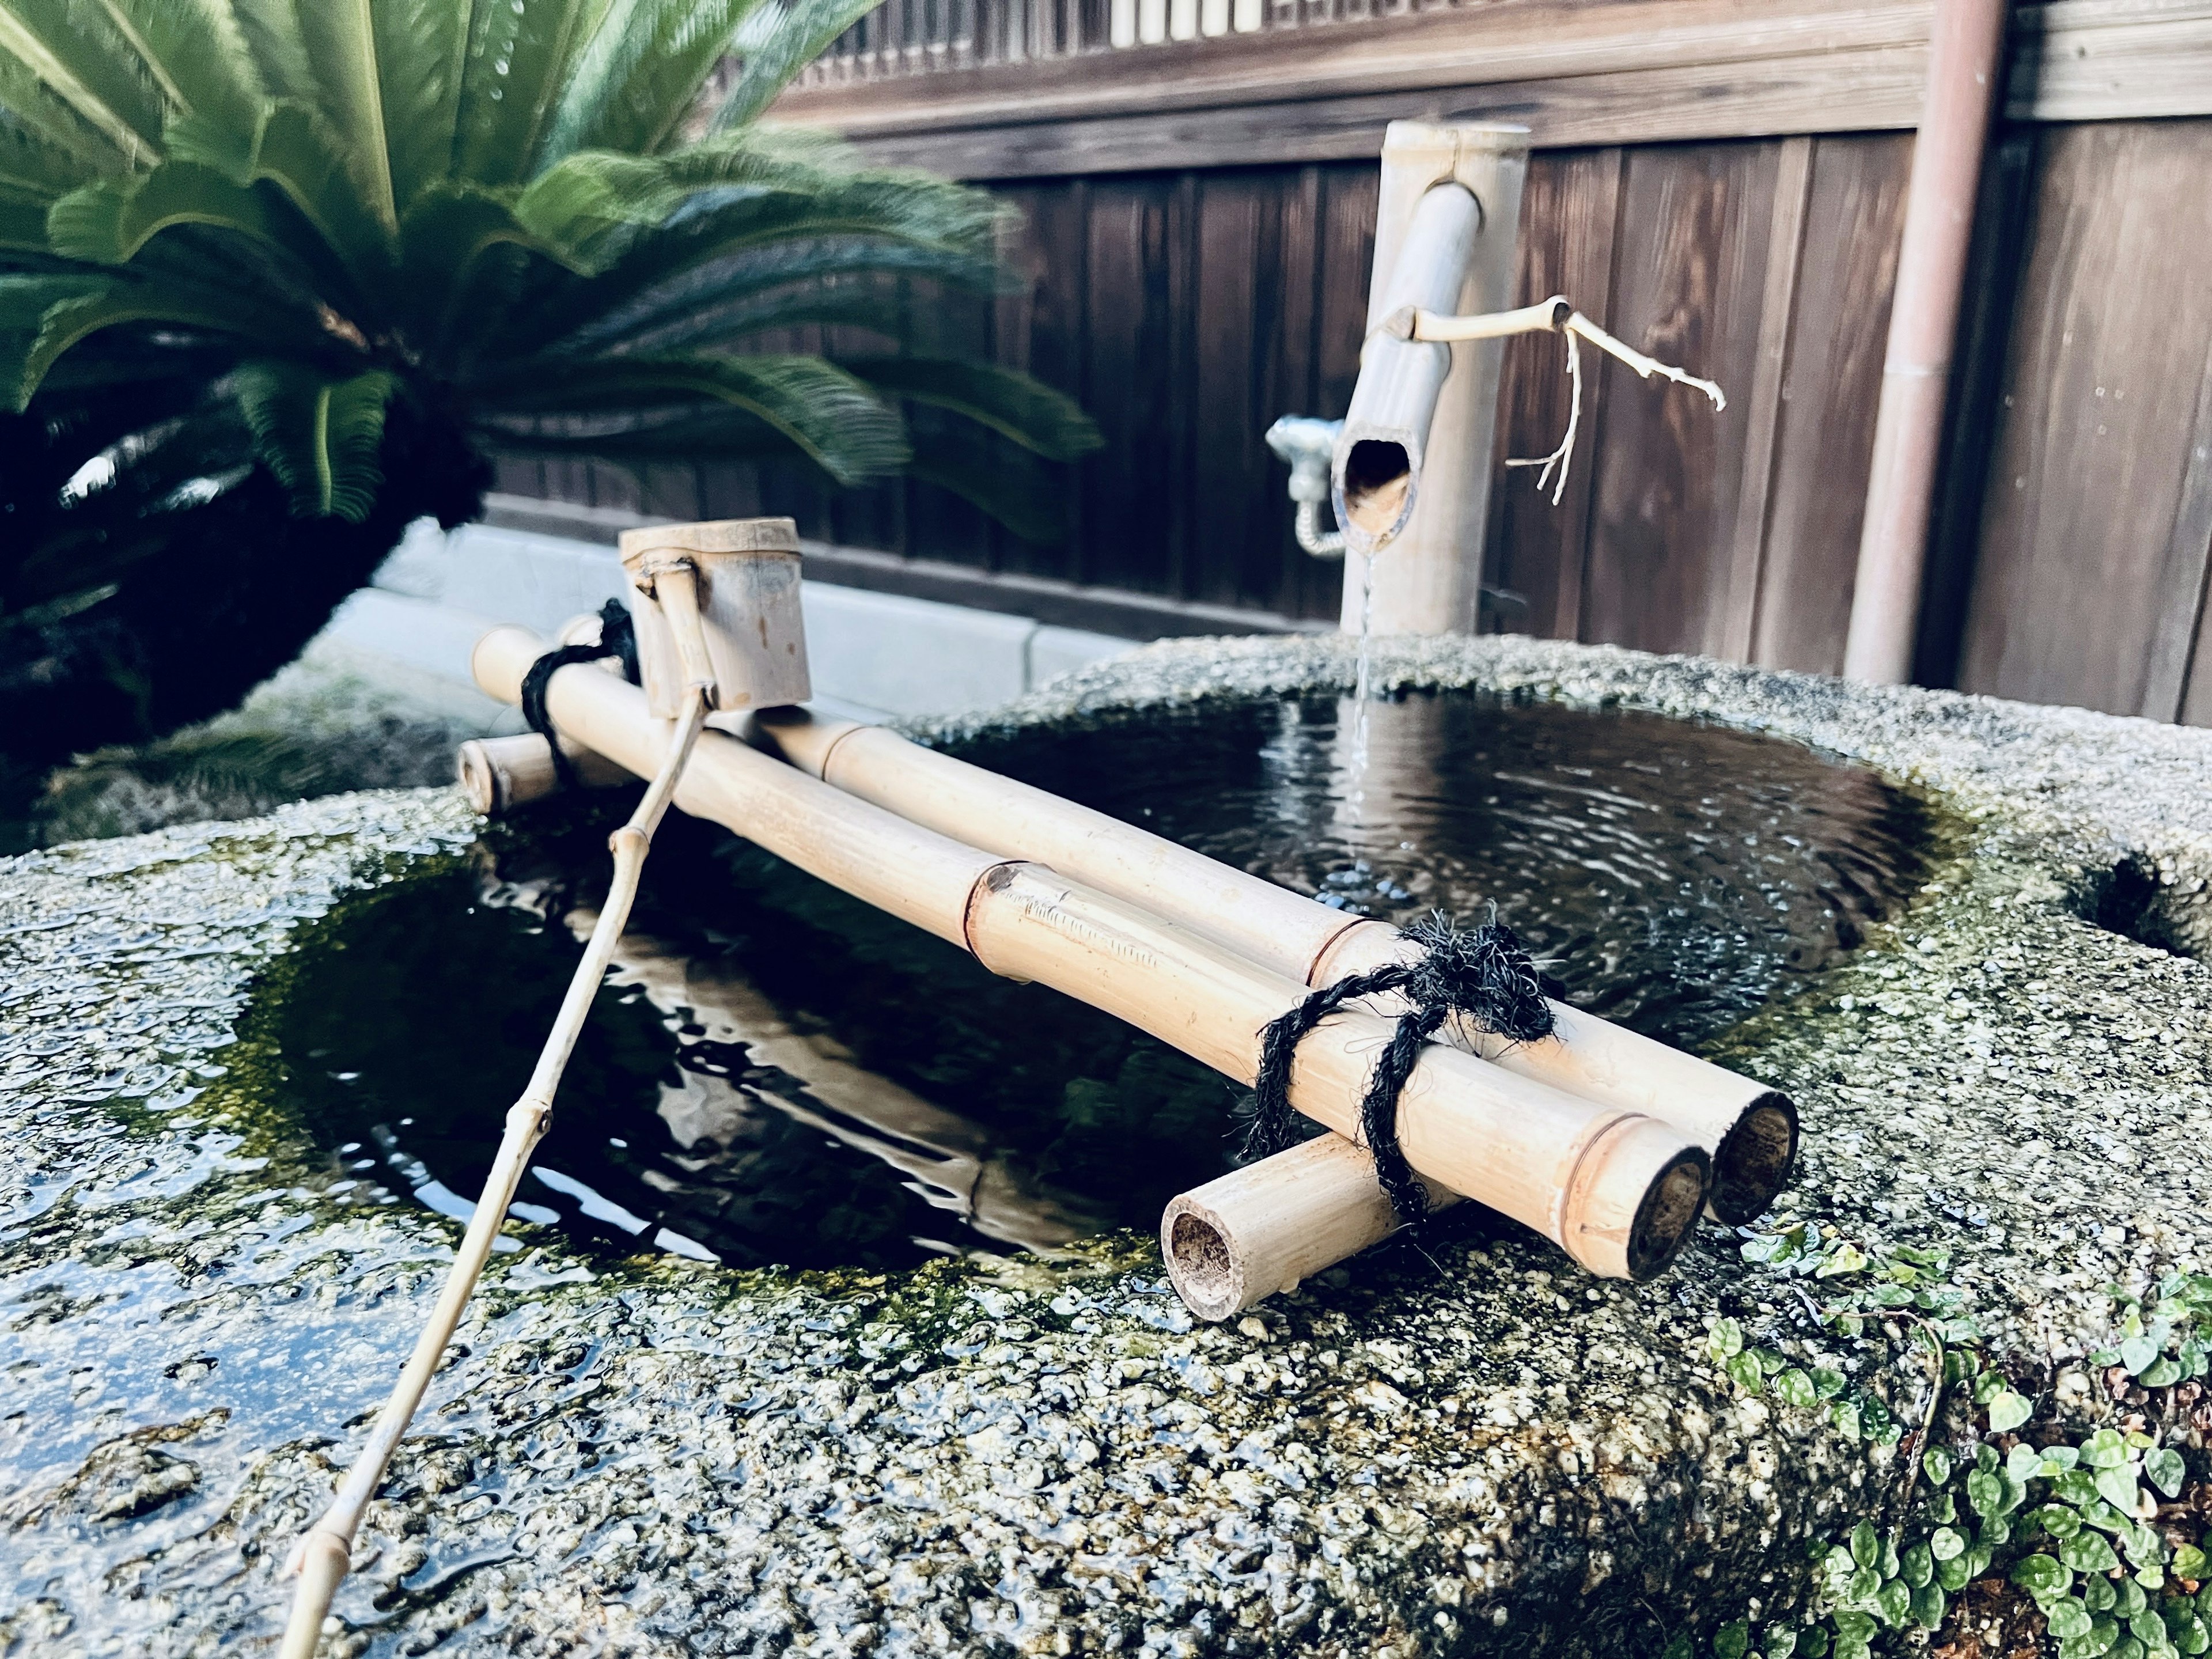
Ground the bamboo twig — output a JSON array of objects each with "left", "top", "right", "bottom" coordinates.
[{"left": 279, "top": 578, "right": 717, "bottom": 1659}]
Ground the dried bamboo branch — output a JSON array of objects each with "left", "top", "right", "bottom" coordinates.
[{"left": 281, "top": 573, "right": 718, "bottom": 1659}]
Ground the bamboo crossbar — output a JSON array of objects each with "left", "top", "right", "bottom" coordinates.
[
  {"left": 750, "top": 708, "right": 1794, "bottom": 1225},
  {"left": 472, "top": 625, "right": 1709, "bottom": 1281}
]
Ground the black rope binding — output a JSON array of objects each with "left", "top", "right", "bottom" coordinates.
[
  {"left": 520, "top": 599, "right": 641, "bottom": 791},
  {"left": 1247, "top": 912, "right": 1556, "bottom": 1224}
]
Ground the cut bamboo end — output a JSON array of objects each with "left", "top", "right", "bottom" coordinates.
[
  {"left": 1566, "top": 1112, "right": 1709, "bottom": 1282},
  {"left": 456, "top": 733, "right": 631, "bottom": 815},
  {"left": 1708, "top": 1090, "right": 1800, "bottom": 1226},
  {"left": 1162, "top": 1135, "right": 1457, "bottom": 1320}
]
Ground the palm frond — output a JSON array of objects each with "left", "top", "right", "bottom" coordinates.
[
  {"left": 543, "top": 0, "right": 754, "bottom": 164},
  {"left": 0, "top": 1, "right": 166, "bottom": 161},
  {"left": 46, "top": 158, "right": 279, "bottom": 263},
  {"left": 453, "top": 0, "right": 613, "bottom": 187},
  {"left": 478, "top": 350, "right": 906, "bottom": 483},
  {"left": 233, "top": 358, "right": 393, "bottom": 518},
  {"left": 0, "top": 270, "right": 321, "bottom": 406},
  {"left": 847, "top": 354, "right": 1101, "bottom": 460},
  {"left": 902, "top": 418, "right": 1074, "bottom": 546},
  {"left": 93, "top": 0, "right": 264, "bottom": 133},
  {"left": 285, "top": 0, "right": 396, "bottom": 233},
  {"left": 369, "top": 0, "right": 469, "bottom": 213},
  {"left": 713, "top": 0, "right": 882, "bottom": 134}
]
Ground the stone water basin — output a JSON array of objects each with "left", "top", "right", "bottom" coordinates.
[{"left": 2, "top": 634, "right": 2209, "bottom": 1657}]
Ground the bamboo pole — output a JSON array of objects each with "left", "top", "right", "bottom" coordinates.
[
  {"left": 1162, "top": 1135, "right": 1463, "bottom": 1321},
  {"left": 456, "top": 732, "right": 630, "bottom": 815},
  {"left": 474, "top": 625, "right": 1710, "bottom": 1282},
  {"left": 751, "top": 709, "right": 1794, "bottom": 1225},
  {"left": 282, "top": 574, "right": 719, "bottom": 1658}
]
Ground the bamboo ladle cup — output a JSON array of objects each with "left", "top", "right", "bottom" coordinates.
[
  {"left": 472, "top": 624, "right": 1710, "bottom": 1283},
  {"left": 751, "top": 708, "right": 1795, "bottom": 1225}
]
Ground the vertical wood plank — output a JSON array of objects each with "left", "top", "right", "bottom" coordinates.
[
  {"left": 1486, "top": 145, "right": 1622, "bottom": 641},
  {"left": 2148, "top": 340, "right": 2212, "bottom": 721},
  {"left": 1273, "top": 163, "right": 1331, "bottom": 620},
  {"left": 1164, "top": 172, "right": 1200, "bottom": 599},
  {"left": 1580, "top": 140, "right": 1776, "bottom": 658},
  {"left": 1958, "top": 122, "right": 2212, "bottom": 717},
  {"left": 1080, "top": 175, "right": 1179, "bottom": 594},
  {"left": 1751, "top": 131, "right": 1912, "bottom": 673},
  {"left": 1189, "top": 173, "right": 1268, "bottom": 608},
  {"left": 1717, "top": 133, "right": 1812, "bottom": 664},
  {"left": 998, "top": 179, "right": 1089, "bottom": 578}
]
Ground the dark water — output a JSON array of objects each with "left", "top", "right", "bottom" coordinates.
[{"left": 266, "top": 691, "right": 1938, "bottom": 1270}]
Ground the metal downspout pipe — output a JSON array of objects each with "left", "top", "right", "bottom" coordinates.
[{"left": 1842, "top": 0, "right": 2011, "bottom": 684}]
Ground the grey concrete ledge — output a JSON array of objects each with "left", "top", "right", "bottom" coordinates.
[{"left": 1, "top": 635, "right": 2207, "bottom": 1657}]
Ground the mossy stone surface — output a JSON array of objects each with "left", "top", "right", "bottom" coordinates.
[{"left": 3, "top": 635, "right": 2209, "bottom": 1656}]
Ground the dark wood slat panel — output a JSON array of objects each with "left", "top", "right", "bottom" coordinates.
[
  {"left": 1078, "top": 176, "right": 1181, "bottom": 593},
  {"left": 1190, "top": 173, "right": 1269, "bottom": 609},
  {"left": 1580, "top": 141, "right": 1778, "bottom": 658},
  {"left": 1958, "top": 122, "right": 2212, "bottom": 717},
  {"left": 1270, "top": 165, "right": 1337, "bottom": 623},
  {"left": 1719, "top": 133, "right": 1811, "bottom": 663},
  {"left": 1751, "top": 131, "right": 1910, "bottom": 674},
  {"left": 1486, "top": 146, "right": 1623, "bottom": 642},
  {"left": 995, "top": 180, "right": 1090, "bottom": 577}
]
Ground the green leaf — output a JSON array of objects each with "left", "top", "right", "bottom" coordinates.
[
  {"left": 2086, "top": 1430, "right": 2131, "bottom": 1469},
  {"left": 1988, "top": 1390, "right": 2033, "bottom": 1431},
  {"left": 0, "top": 1, "right": 167, "bottom": 159},
  {"left": 1975, "top": 1370, "right": 2010, "bottom": 1405},
  {"left": 1713, "top": 1620, "right": 1750, "bottom": 1659},
  {"left": 1709, "top": 1318, "right": 1744, "bottom": 1359},
  {"left": 2050, "top": 1597, "right": 2096, "bottom": 1639},
  {"left": 2145, "top": 1449, "right": 2186, "bottom": 1497},
  {"left": 2017, "top": 1553, "right": 2074, "bottom": 1600},
  {"left": 1876, "top": 1577, "right": 1912, "bottom": 1626},
  {"left": 1849, "top": 1566, "right": 1880, "bottom": 1605},
  {"left": 544, "top": 0, "right": 752, "bottom": 161},
  {"left": 2173, "top": 1544, "right": 2208, "bottom": 1580},
  {"left": 1931, "top": 1527, "right": 1967, "bottom": 1562},
  {"left": 2058, "top": 1469, "right": 2105, "bottom": 1506},
  {"left": 1799, "top": 1624, "right": 1830, "bottom": 1658},
  {"left": 2063, "top": 1531, "right": 2124, "bottom": 1575},
  {"left": 1982, "top": 1515, "right": 2014, "bottom": 1547},
  {"left": 2141, "top": 1357, "right": 2183, "bottom": 1388},
  {"left": 1902, "top": 1541, "right": 1934, "bottom": 1588},
  {"left": 2121, "top": 1335, "right": 2162, "bottom": 1376},
  {"left": 1776, "top": 1368, "right": 1818, "bottom": 1408},
  {"left": 1850, "top": 1520, "right": 1880, "bottom": 1569},
  {"left": 1726, "top": 1351, "right": 1766, "bottom": 1394},
  {"left": 2045, "top": 1446, "right": 2085, "bottom": 1473},
  {"left": 2096, "top": 1466, "right": 2142, "bottom": 1513},
  {"left": 1831, "top": 1400, "right": 1862, "bottom": 1440},
  {"left": 2041, "top": 1503, "right": 2085, "bottom": 1539},
  {"left": 2008, "top": 1442, "right": 2047, "bottom": 1483},
  {"left": 1833, "top": 1611, "right": 1876, "bottom": 1642},
  {"left": 1931, "top": 1490, "right": 1957, "bottom": 1524},
  {"left": 844, "top": 355, "right": 1103, "bottom": 461},
  {"left": 45, "top": 161, "right": 282, "bottom": 264},
  {"left": 1660, "top": 1634, "right": 1693, "bottom": 1659},
  {"left": 2090, "top": 1576, "right": 2119, "bottom": 1612},
  {"left": 1911, "top": 1582, "right": 1947, "bottom": 1630},
  {"left": 1938, "top": 1552, "right": 1973, "bottom": 1592},
  {"left": 1815, "top": 1243, "right": 1869, "bottom": 1278},
  {"left": 1925, "top": 1446, "right": 1956, "bottom": 1487},
  {"left": 1813, "top": 1367, "right": 1847, "bottom": 1399},
  {"left": 1766, "top": 1625, "right": 1800, "bottom": 1658},
  {"left": 1968, "top": 1469, "right": 2003, "bottom": 1517},
  {"left": 711, "top": 0, "right": 882, "bottom": 131},
  {"left": 233, "top": 361, "right": 395, "bottom": 520}
]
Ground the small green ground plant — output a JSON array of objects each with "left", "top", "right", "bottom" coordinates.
[{"left": 1671, "top": 1234, "right": 2211, "bottom": 1659}]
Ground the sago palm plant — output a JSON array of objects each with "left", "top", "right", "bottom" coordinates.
[{"left": 0, "top": 0, "right": 1096, "bottom": 763}]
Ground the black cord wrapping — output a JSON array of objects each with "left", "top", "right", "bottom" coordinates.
[
  {"left": 1246, "top": 912, "right": 1556, "bottom": 1225},
  {"left": 520, "top": 600, "right": 641, "bottom": 791}
]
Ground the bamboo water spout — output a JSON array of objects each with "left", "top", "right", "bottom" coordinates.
[
  {"left": 751, "top": 709, "right": 1794, "bottom": 1226},
  {"left": 472, "top": 624, "right": 1709, "bottom": 1282}
]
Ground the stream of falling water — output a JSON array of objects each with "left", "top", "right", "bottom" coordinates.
[{"left": 1345, "top": 549, "right": 1376, "bottom": 812}]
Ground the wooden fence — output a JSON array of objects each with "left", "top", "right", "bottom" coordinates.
[{"left": 494, "top": 0, "right": 2212, "bottom": 722}]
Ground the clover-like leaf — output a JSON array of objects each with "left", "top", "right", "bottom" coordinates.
[
  {"left": 1925, "top": 1447, "right": 1956, "bottom": 1487},
  {"left": 2120, "top": 1335, "right": 2162, "bottom": 1375},
  {"left": 1937, "top": 1552, "right": 1973, "bottom": 1592},
  {"left": 1988, "top": 1390, "right": 2033, "bottom": 1431},
  {"left": 1834, "top": 1611, "right": 1876, "bottom": 1642},
  {"left": 2142, "top": 1357, "right": 2183, "bottom": 1388},
  {"left": 2014, "top": 1552, "right": 2073, "bottom": 1600},
  {"left": 1727, "top": 1351, "right": 1766, "bottom": 1393},
  {"left": 1931, "top": 1527, "right": 1967, "bottom": 1562},
  {"left": 2046, "top": 1596, "right": 2093, "bottom": 1639},
  {"left": 2172, "top": 1542, "right": 2207, "bottom": 1580},
  {"left": 1876, "top": 1577, "right": 1912, "bottom": 1627},
  {"left": 1968, "top": 1470, "right": 2004, "bottom": 1517},
  {"left": 1902, "top": 1541, "right": 1934, "bottom": 1589},
  {"left": 1975, "top": 1370, "right": 2010, "bottom": 1405},
  {"left": 2057, "top": 1469, "right": 2103, "bottom": 1506},
  {"left": 1813, "top": 1366, "right": 1847, "bottom": 1400},
  {"left": 1980, "top": 1515, "right": 2013, "bottom": 1547},
  {"left": 1709, "top": 1317, "right": 1745, "bottom": 1359},
  {"left": 1850, "top": 1520, "right": 1880, "bottom": 1569},
  {"left": 2043, "top": 1446, "right": 2083, "bottom": 1473},
  {"left": 2062, "top": 1531, "right": 2123, "bottom": 1574},
  {"left": 1912, "top": 1581, "right": 1947, "bottom": 1631},
  {"left": 1765, "top": 1624, "right": 1800, "bottom": 1659},
  {"left": 1832, "top": 1400, "right": 1862, "bottom": 1440},
  {"left": 1713, "top": 1619, "right": 1750, "bottom": 1659},
  {"left": 1849, "top": 1566, "right": 1881, "bottom": 1605},
  {"left": 2009, "top": 1442, "right": 2050, "bottom": 1482},
  {"left": 1965, "top": 1542, "right": 1994, "bottom": 1580},
  {"left": 2039, "top": 1503, "right": 2084, "bottom": 1539},
  {"left": 2084, "top": 1430, "right": 2130, "bottom": 1470},
  {"left": 2085, "top": 1574, "right": 2118, "bottom": 1612},
  {"left": 2145, "top": 1448, "right": 2186, "bottom": 1498},
  {"left": 1775, "top": 1368, "right": 1818, "bottom": 1408},
  {"left": 2095, "top": 1465, "right": 2141, "bottom": 1513}
]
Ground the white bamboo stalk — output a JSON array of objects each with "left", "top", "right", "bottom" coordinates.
[
  {"left": 752, "top": 709, "right": 1794, "bottom": 1225},
  {"left": 472, "top": 626, "right": 1710, "bottom": 1282},
  {"left": 456, "top": 732, "right": 630, "bottom": 815}
]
